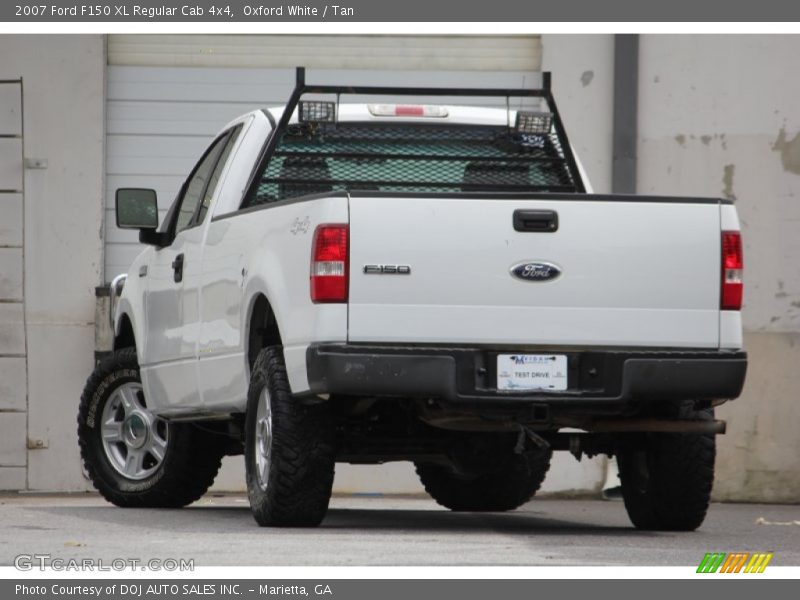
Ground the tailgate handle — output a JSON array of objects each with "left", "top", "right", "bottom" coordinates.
[{"left": 513, "top": 210, "right": 558, "bottom": 232}]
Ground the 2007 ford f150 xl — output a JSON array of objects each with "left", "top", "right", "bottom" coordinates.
[{"left": 78, "top": 69, "right": 747, "bottom": 530}]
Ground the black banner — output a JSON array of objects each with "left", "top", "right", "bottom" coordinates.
[
  {"left": 3, "top": 0, "right": 800, "bottom": 22},
  {"left": 4, "top": 579, "right": 796, "bottom": 600}
]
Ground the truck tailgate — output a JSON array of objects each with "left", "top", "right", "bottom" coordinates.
[{"left": 347, "top": 195, "right": 721, "bottom": 349}]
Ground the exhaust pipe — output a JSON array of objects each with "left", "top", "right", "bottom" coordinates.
[{"left": 583, "top": 418, "right": 726, "bottom": 434}]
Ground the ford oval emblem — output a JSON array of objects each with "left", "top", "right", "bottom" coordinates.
[{"left": 510, "top": 261, "right": 562, "bottom": 282}]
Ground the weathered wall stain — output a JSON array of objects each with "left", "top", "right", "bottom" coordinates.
[
  {"left": 772, "top": 127, "right": 800, "bottom": 175},
  {"left": 722, "top": 164, "right": 736, "bottom": 201},
  {"left": 673, "top": 133, "right": 726, "bottom": 148},
  {"left": 580, "top": 70, "right": 594, "bottom": 87}
]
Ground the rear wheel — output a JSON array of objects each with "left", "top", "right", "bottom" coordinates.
[
  {"left": 617, "top": 409, "right": 716, "bottom": 531},
  {"left": 416, "top": 439, "right": 551, "bottom": 512},
  {"left": 77, "top": 348, "right": 223, "bottom": 508},
  {"left": 245, "top": 347, "right": 335, "bottom": 527}
]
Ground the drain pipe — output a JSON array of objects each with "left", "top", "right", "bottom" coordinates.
[{"left": 612, "top": 34, "right": 639, "bottom": 194}]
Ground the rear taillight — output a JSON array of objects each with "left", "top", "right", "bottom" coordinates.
[
  {"left": 721, "top": 231, "right": 743, "bottom": 310},
  {"left": 310, "top": 224, "right": 349, "bottom": 303}
]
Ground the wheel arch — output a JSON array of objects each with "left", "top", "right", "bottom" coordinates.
[
  {"left": 114, "top": 312, "right": 136, "bottom": 351},
  {"left": 246, "top": 293, "right": 284, "bottom": 373}
]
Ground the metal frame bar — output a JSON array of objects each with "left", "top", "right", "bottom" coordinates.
[
  {"left": 242, "top": 67, "right": 586, "bottom": 205},
  {"left": 261, "top": 177, "right": 576, "bottom": 193},
  {"left": 274, "top": 150, "right": 568, "bottom": 165},
  {"left": 109, "top": 274, "right": 127, "bottom": 330}
]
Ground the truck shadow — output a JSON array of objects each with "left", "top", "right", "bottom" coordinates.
[
  {"left": 26, "top": 503, "right": 651, "bottom": 537},
  {"left": 321, "top": 507, "right": 648, "bottom": 536}
]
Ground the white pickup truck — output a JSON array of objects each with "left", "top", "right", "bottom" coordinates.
[{"left": 78, "top": 69, "right": 747, "bottom": 530}]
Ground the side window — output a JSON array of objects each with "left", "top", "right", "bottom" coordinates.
[
  {"left": 195, "top": 124, "right": 242, "bottom": 225},
  {"left": 173, "top": 132, "right": 231, "bottom": 234}
]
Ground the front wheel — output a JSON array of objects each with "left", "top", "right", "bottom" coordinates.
[
  {"left": 617, "top": 409, "right": 716, "bottom": 531},
  {"left": 245, "top": 347, "right": 335, "bottom": 527},
  {"left": 77, "top": 348, "right": 223, "bottom": 507}
]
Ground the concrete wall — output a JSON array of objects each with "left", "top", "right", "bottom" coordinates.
[
  {"left": 542, "top": 34, "right": 615, "bottom": 195},
  {"left": 638, "top": 35, "right": 800, "bottom": 502},
  {"left": 0, "top": 35, "right": 105, "bottom": 491}
]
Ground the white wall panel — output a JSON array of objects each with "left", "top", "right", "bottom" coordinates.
[
  {"left": 0, "top": 139, "right": 22, "bottom": 191},
  {"left": 0, "top": 248, "right": 23, "bottom": 300},
  {"left": 0, "top": 81, "right": 21, "bottom": 135},
  {"left": 0, "top": 357, "right": 27, "bottom": 411},
  {"left": 0, "top": 413, "right": 27, "bottom": 467},
  {"left": 108, "top": 35, "right": 541, "bottom": 72},
  {"left": 0, "top": 193, "right": 22, "bottom": 247},
  {"left": 0, "top": 303, "right": 25, "bottom": 356}
]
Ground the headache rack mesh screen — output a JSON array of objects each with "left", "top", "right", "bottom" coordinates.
[{"left": 244, "top": 122, "right": 579, "bottom": 207}]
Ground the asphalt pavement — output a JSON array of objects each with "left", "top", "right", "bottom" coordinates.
[{"left": 1, "top": 493, "right": 798, "bottom": 566}]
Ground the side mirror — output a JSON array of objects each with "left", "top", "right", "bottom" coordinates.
[
  {"left": 116, "top": 188, "right": 158, "bottom": 229},
  {"left": 115, "top": 188, "right": 168, "bottom": 246}
]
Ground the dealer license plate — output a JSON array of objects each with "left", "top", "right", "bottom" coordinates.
[{"left": 497, "top": 354, "right": 568, "bottom": 391}]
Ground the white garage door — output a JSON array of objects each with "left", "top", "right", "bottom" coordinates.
[{"left": 104, "top": 35, "right": 542, "bottom": 279}]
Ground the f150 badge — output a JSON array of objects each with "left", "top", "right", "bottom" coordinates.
[
  {"left": 510, "top": 261, "right": 561, "bottom": 282},
  {"left": 363, "top": 265, "right": 411, "bottom": 274}
]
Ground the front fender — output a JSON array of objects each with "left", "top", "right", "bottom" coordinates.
[{"left": 111, "top": 251, "right": 151, "bottom": 362}]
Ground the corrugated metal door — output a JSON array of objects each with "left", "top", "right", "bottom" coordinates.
[{"left": 104, "top": 35, "right": 542, "bottom": 279}]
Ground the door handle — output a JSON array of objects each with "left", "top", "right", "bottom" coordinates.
[
  {"left": 513, "top": 209, "right": 559, "bottom": 232},
  {"left": 172, "top": 253, "right": 185, "bottom": 283}
]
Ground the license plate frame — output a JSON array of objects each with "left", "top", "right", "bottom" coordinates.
[{"left": 497, "top": 354, "right": 568, "bottom": 391}]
